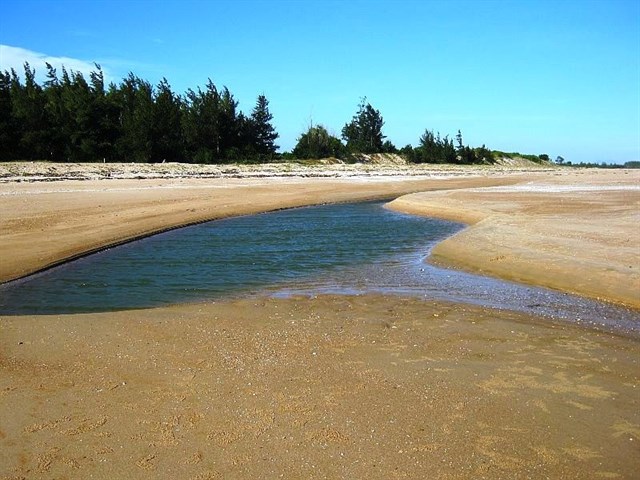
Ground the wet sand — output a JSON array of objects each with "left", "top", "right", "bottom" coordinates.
[{"left": 1, "top": 165, "right": 639, "bottom": 479}]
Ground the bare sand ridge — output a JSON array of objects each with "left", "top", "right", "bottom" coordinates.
[
  {"left": 388, "top": 169, "right": 640, "bottom": 308},
  {"left": 0, "top": 164, "right": 639, "bottom": 479}
]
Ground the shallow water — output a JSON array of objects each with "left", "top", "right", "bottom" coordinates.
[{"left": 1, "top": 201, "right": 638, "bottom": 335}]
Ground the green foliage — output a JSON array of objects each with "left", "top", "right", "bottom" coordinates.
[
  {"left": 0, "top": 65, "right": 563, "bottom": 167},
  {"left": 412, "top": 130, "right": 456, "bottom": 164},
  {"left": 152, "top": 78, "right": 184, "bottom": 162},
  {"left": 560, "top": 160, "right": 633, "bottom": 169},
  {"left": 491, "top": 150, "right": 546, "bottom": 164},
  {"left": 381, "top": 140, "right": 397, "bottom": 154},
  {"left": 0, "top": 64, "right": 280, "bottom": 163},
  {"left": 292, "top": 124, "right": 345, "bottom": 159},
  {"left": 398, "top": 144, "right": 416, "bottom": 162},
  {"left": 280, "top": 151, "right": 296, "bottom": 161},
  {"left": 404, "top": 128, "right": 494, "bottom": 165},
  {"left": 475, "top": 145, "right": 494, "bottom": 164},
  {"left": 0, "top": 70, "right": 19, "bottom": 160},
  {"left": 8, "top": 63, "right": 50, "bottom": 160},
  {"left": 341, "top": 98, "right": 386, "bottom": 154},
  {"left": 248, "top": 94, "right": 279, "bottom": 160},
  {"left": 182, "top": 80, "right": 232, "bottom": 163}
]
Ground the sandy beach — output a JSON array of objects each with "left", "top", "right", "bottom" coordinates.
[
  {"left": 388, "top": 168, "right": 640, "bottom": 308},
  {"left": 0, "top": 163, "right": 544, "bottom": 284},
  {"left": 1, "top": 164, "right": 638, "bottom": 479}
]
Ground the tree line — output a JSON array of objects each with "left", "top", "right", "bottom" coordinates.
[
  {"left": 291, "top": 98, "right": 504, "bottom": 165},
  {"left": 1, "top": 63, "right": 550, "bottom": 165},
  {"left": 0, "top": 63, "right": 278, "bottom": 162}
]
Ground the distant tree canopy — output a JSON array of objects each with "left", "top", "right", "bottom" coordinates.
[
  {"left": 0, "top": 63, "right": 279, "bottom": 163},
  {"left": 412, "top": 129, "right": 456, "bottom": 164},
  {"left": 292, "top": 124, "right": 345, "bottom": 159},
  {"left": 341, "top": 98, "right": 386, "bottom": 154},
  {"left": 400, "top": 129, "right": 494, "bottom": 165}
]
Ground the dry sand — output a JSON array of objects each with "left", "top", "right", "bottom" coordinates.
[
  {"left": 1, "top": 296, "right": 638, "bottom": 479},
  {"left": 0, "top": 164, "right": 639, "bottom": 479}
]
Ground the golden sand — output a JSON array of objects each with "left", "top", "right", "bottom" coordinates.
[{"left": 388, "top": 169, "right": 640, "bottom": 308}]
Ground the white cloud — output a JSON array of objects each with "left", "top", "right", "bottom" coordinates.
[{"left": 0, "top": 44, "right": 114, "bottom": 83}]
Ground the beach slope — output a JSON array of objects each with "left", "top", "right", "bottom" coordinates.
[{"left": 388, "top": 169, "right": 640, "bottom": 308}]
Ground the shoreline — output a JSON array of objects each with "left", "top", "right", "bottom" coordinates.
[
  {"left": 0, "top": 160, "right": 556, "bottom": 183},
  {"left": 1, "top": 166, "right": 638, "bottom": 308},
  {"left": 0, "top": 169, "right": 536, "bottom": 284},
  {"left": 388, "top": 169, "right": 640, "bottom": 309},
  {"left": 0, "top": 194, "right": 400, "bottom": 288},
  {"left": 0, "top": 166, "right": 637, "bottom": 310}
]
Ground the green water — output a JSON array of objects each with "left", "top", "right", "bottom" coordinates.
[
  {"left": 1, "top": 201, "right": 637, "bottom": 336},
  {"left": 0, "top": 202, "right": 460, "bottom": 313}
]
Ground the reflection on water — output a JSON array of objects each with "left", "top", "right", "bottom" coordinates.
[{"left": 0, "top": 202, "right": 637, "bottom": 335}]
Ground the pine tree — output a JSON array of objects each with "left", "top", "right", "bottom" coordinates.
[
  {"left": 0, "top": 70, "right": 17, "bottom": 160},
  {"left": 11, "top": 63, "right": 50, "bottom": 159},
  {"left": 114, "top": 73, "right": 155, "bottom": 162},
  {"left": 217, "top": 87, "right": 240, "bottom": 160},
  {"left": 152, "top": 78, "right": 184, "bottom": 162},
  {"left": 249, "top": 94, "right": 279, "bottom": 160}
]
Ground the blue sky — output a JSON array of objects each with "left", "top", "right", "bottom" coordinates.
[{"left": 1, "top": 0, "right": 638, "bottom": 163}]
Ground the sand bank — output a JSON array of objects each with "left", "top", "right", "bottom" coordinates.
[
  {"left": 1, "top": 295, "right": 638, "bottom": 479},
  {"left": 388, "top": 169, "right": 640, "bottom": 309}
]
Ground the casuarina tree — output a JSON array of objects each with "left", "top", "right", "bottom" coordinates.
[{"left": 341, "top": 97, "right": 385, "bottom": 154}]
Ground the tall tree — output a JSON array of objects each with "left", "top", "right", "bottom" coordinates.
[
  {"left": 414, "top": 129, "right": 456, "bottom": 164},
  {"left": 341, "top": 98, "right": 385, "bottom": 154},
  {"left": 42, "top": 63, "right": 69, "bottom": 161},
  {"left": 151, "top": 78, "right": 184, "bottom": 162},
  {"left": 454, "top": 129, "right": 477, "bottom": 164},
  {"left": 182, "top": 80, "right": 222, "bottom": 163},
  {"left": 67, "top": 69, "right": 102, "bottom": 161},
  {"left": 217, "top": 87, "right": 241, "bottom": 159},
  {"left": 114, "top": 73, "right": 155, "bottom": 162},
  {"left": 0, "top": 70, "right": 18, "bottom": 160},
  {"left": 10, "top": 63, "right": 50, "bottom": 159},
  {"left": 248, "top": 94, "right": 279, "bottom": 160}
]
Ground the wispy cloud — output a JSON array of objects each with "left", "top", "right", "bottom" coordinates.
[
  {"left": 0, "top": 44, "right": 173, "bottom": 87},
  {"left": 0, "top": 44, "right": 114, "bottom": 83}
]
